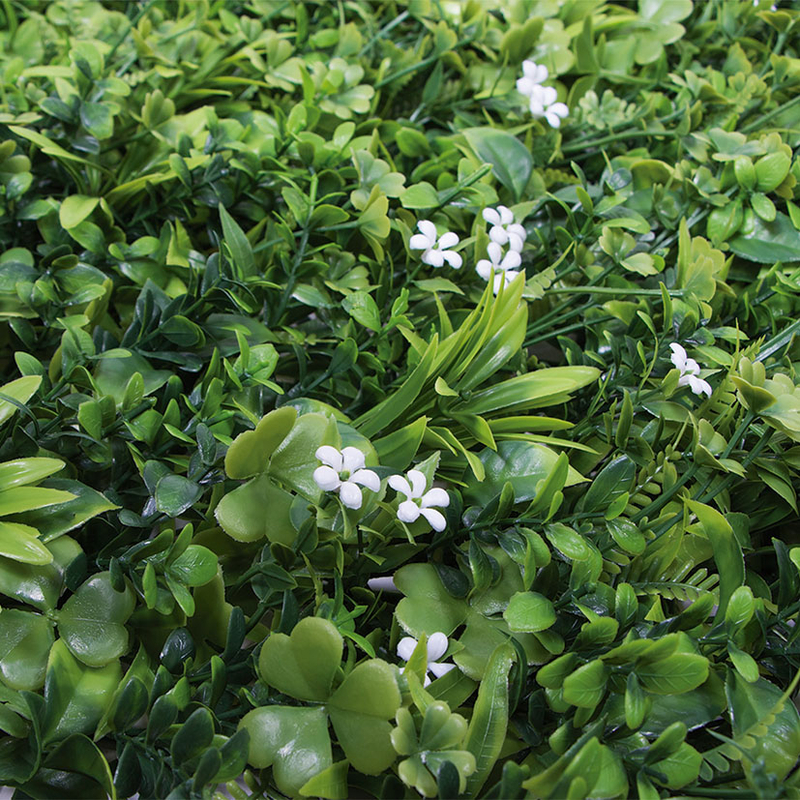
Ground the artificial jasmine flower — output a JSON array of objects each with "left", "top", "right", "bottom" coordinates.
[
  {"left": 482, "top": 205, "right": 526, "bottom": 251},
  {"left": 388, "top": 469, "right": 449, "bottom": 531},
  {"left": 397, "top": 632, "right": 456, "bottom": 687},
  {"left": 313, "top": 445, "right": 380, "bottom": 510},
  {"left": 516, "top": 60, "right": 549, "bottom": 98},
  {"left": 367, "top": 576, "right": 400, "bottom": 593},
  {"left": 529, "top": 85, "right": 569, "bottom": 128},
  {"left": 409, "top": 220, "right": 463, "bottom": 269},
  {"left": 476, "top": 241, "right": 521, "bottom": 294},
  {"left": 669, "top": 343, "right": 712, "bottom": 397}
]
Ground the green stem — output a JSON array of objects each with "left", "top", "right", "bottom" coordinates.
[
  {"left": 562, "top": 128, "right": 679, "bottom": 155},
  {"left": 548, "top": 286, "right": 685, "bottom": 297}
]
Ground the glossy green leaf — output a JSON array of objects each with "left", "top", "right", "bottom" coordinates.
[
  {"left": 0, "top": 376, "right": 41, "bottom": 425},
  {"left": 0, "top": 609, "right": 54, "bottom": 690},
  {"left": 56, "top": 572, "right": 135, "bottom": 667},
  {"left": 259, "top": 616, "right": 343, "bottom": 702},
  {"left": 240, "top": 706, "right": 332, "bottom": 797},
  {"left": 224, "top": 407, "right": 297, "bottom": 479},
  {"left": 503, "top": 591, "right": 556, "bottom": 633},
  {"left": 463, "top": 128, "right": 532, "bottom": 200}
]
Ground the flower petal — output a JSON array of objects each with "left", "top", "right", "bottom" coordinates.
[
  {"left": 315, "top": 445, "right": 342, "bottom": 470},
  {"left": 421, "top": 487, "right": 450, "bottom": 509},
  {"left": 507, "top": 232, "right": 525, "bottom": 252},
  {"left": 351, "top": 468, "right": 380, "bottom": 492},
  {"left": 482, "top": 207, "right": 500, "bottom": 225},
  {"left": 367, "top": 576, "right": 398, "bottom": 593},
  {"left": 409, "top": 233, "right": 431, "bottom": 250},
  {"left": 313, "top": 465, "right": 341, "bottom": 491},
  {"left": 423, "top": 672, "right": 432, "bottom": 687},
  {"left": 424, "top": 249, "right": 445, "bottom": 267},
  {"left": 501, "top": 250, "right": 522, "bottom": 270},
  {"left": 339, "top": 481, "right": 363, "bottom": 510},
  {"left": 397, "top": 500, "right": 421, "bottom": 524},
  {"left": 545, "top": 109, "right": 562, "bottom": 128},
  {"left": 443, "top": 250, "right": 463, "bottom": 269},
  {"left": 417, "top": 219, "right": 437, "bottom": 242},
  {"left": 388, "top": 474, "right": 412, "bottom": 498},
  {"left": 487, "top": 241, "right": 502, "bottom": 265},
  {"left": 684, "top": 357, "right": 701, "bottom": 376},
  {"left": 397, "top": 636, "right": 418, "bottom": 661},
  {"left": 429, "top": 661, "right": 456, "bottom": 678},
  {"left": 427, "top": 632, "right": 448, "bottom": 662},
  {"left": 541, "top": 86, "right": 557, "bottom": 105},
  {"left": 489, "top": 226, "right": 509, "bottom": 246},
  {"left": 341, "top": 446, "right": 366, "bottom": 473},
  {"left": 408, "top": 470, "right": 427, "bottom": 498},
  {"left": 420, "top": 507, "right": 447, "bottom": 532},
  {"left": 476, "top": 260, "right": 493, "bottom": 281},
  {"left": 688, "top": 375, "right": 713, "bottom": 397},
  {"left": 438, "top": 231, "right": 459, "bottom": 249},
  {"left": 669, "top": 343, "right": 687, "bottom": 370},
  {"left": 507, "top": 223, "right": 527, "bottom": 242},
  {"left": 516, "top": 77, "right": 535, "bottom": 96},
  {"left": 549, "top": 102, "right": 568, "bottom": 118},
  {"left": 498, "top": 206, "right": 513, "bottom": 225}
]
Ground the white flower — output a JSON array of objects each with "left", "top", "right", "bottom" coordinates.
[
  {"left": 516, "top": 60, "right": 549, "bottom": 98},
  {"left": 397, "top": 632, "right": 456, "bottom": 687},
  {"left": 476, "top": 241, "right": 522, "bottom": 294},
  {"left": 388, "top": 469, "right": 449, "bottom": 531},
  {"left": 669, "top": 343, "right": 712, "bottom": 397},
  {"left": 367, "top": 576, "right": 399, "bottom": 593},
  {"left": 482, "top": 205, "right": 526, "bottom": 251},
  {"left": 409, "top": 220, "right": 463, "bottom": 269},
  {"left": 529, "top": 85, "right": 569, "bottom": 128},
  {"left": 313, "top": 445, "right": 380, "bottom": 510}
]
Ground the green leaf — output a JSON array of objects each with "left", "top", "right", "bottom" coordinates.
[
  {"left": 0, "top": 521, "right": 53, "bottom": 565},
  {"left": 220, "top": 204, "right": 256, "bottom": 277},
  {"left": 727, "top": 671, "right": 800, "bottom": 781},
  {"left": 224, "top": 407, "right": 297, "bottom": 480},
  {"left": 463, "top": 641, "right": 515, "bottom": 794},
  {"left": 582, "top": 456, "right": 636, "bottom": 512},
  {"left": 299, "top": 760, "right": 350, "bottom": 799},
  {"left": 258, "top": 617, "right": 343, "bottom": 702},
  {"left": 463, "top": 128, "right": 533, "bottom": 201},
  {"left": 0, "top": 458, "right": 64, "bottom": 489},
  {"left": 635, "top": 653, "right": 709, "bottom": 694},
  {"left": 342, "top": 291, "right": 381, "bottom": 331},
  {"left": 270, "top": 412, "right": 340, "bottom": 500},
  {"left": 215, "top": 475, "right": 297, "bottom": 545},
  {"left": 171, "top": 707, "right": 215, "bottom": 764},
  {"left": 0, "top": 609, "right": 54, "bottom": 690},
  {"left": 503, "top": 591, "right": 556, "bottom": 633},
  {"left": 240, "top": 706, "right": 332, "bottom": 797},
  {"left": 464, "top": 441, "right": 585, "bottom": 507},
  {"left": 395, "top": 563, "right": 468, "bottom": 638},
  {"left": 400, "top": 182, "right": 440, "bottom": 209},
  {"left": 168, "top": 545, "right": 217, "bottom": 587},
  {"left": 56, "top": 572, "right": 135, "bottom": 667},
  {"left": 42, "top": 640, "right": 121, "bottom": 745},
  {"left": 685, "top": 499, "right": 743, "bottom": 617},
  {"left": 328, "top": 659, "right": 401, "bottom": 774},
  {"left": 0, "top": 375, "right": 41, "bottom": 425},
  {"left": 729, "top": 211, "right": 800, "bottom": 263},
  {"left": 562, "top": 660, "right": 608, "bottom": 708},
  {"left": 155, "top": 475, "right": 202, "bottom": 517},
  {"left": 59, "top": 196, "right": 99, "bottom": 230},
  {"left": 41, "top": 734, "right": 115, "bottom": 799}
]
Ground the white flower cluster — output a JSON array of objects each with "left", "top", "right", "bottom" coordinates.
[
  {"left": 410, "top": 206, "right": 527, "bottom": 294},
  {"left": 313, "top": 448, "right": 449, "bottom": 530},
  {"left": 516, "top": 59, "right": 568, "bottom": 128},
  {"left": 669, "top": 343, "right": 712, "bottom": 397}
]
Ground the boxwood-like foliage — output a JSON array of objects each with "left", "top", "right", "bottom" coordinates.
[{"left": 1, "top": 1, "right": 800, "bottom": 798}]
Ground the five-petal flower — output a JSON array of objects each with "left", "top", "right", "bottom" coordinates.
[
  {"left": 397, "top": 632, "right": 456, "bottom": 687},
  {"left": 476, "top": 241, "right": 522, "bottom": 294},
  {"left": 409, "top": 220, "right": 463, "bottom": 269},
  {"left": 482, "top": 206, "right": 526, "bottom": 251},
  {"left": 313, "top": 445, "right": 381, "bottom": 509},
  {"left": 388, "top": 469, "right": 449, "bottom": 531},
  {"left": 669, "top": 343, "right": 712, "bottom": 397}
]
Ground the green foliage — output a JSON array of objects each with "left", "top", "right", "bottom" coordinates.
[{"left": 1, "top": 0, "right": 800, "bottom": 798}]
